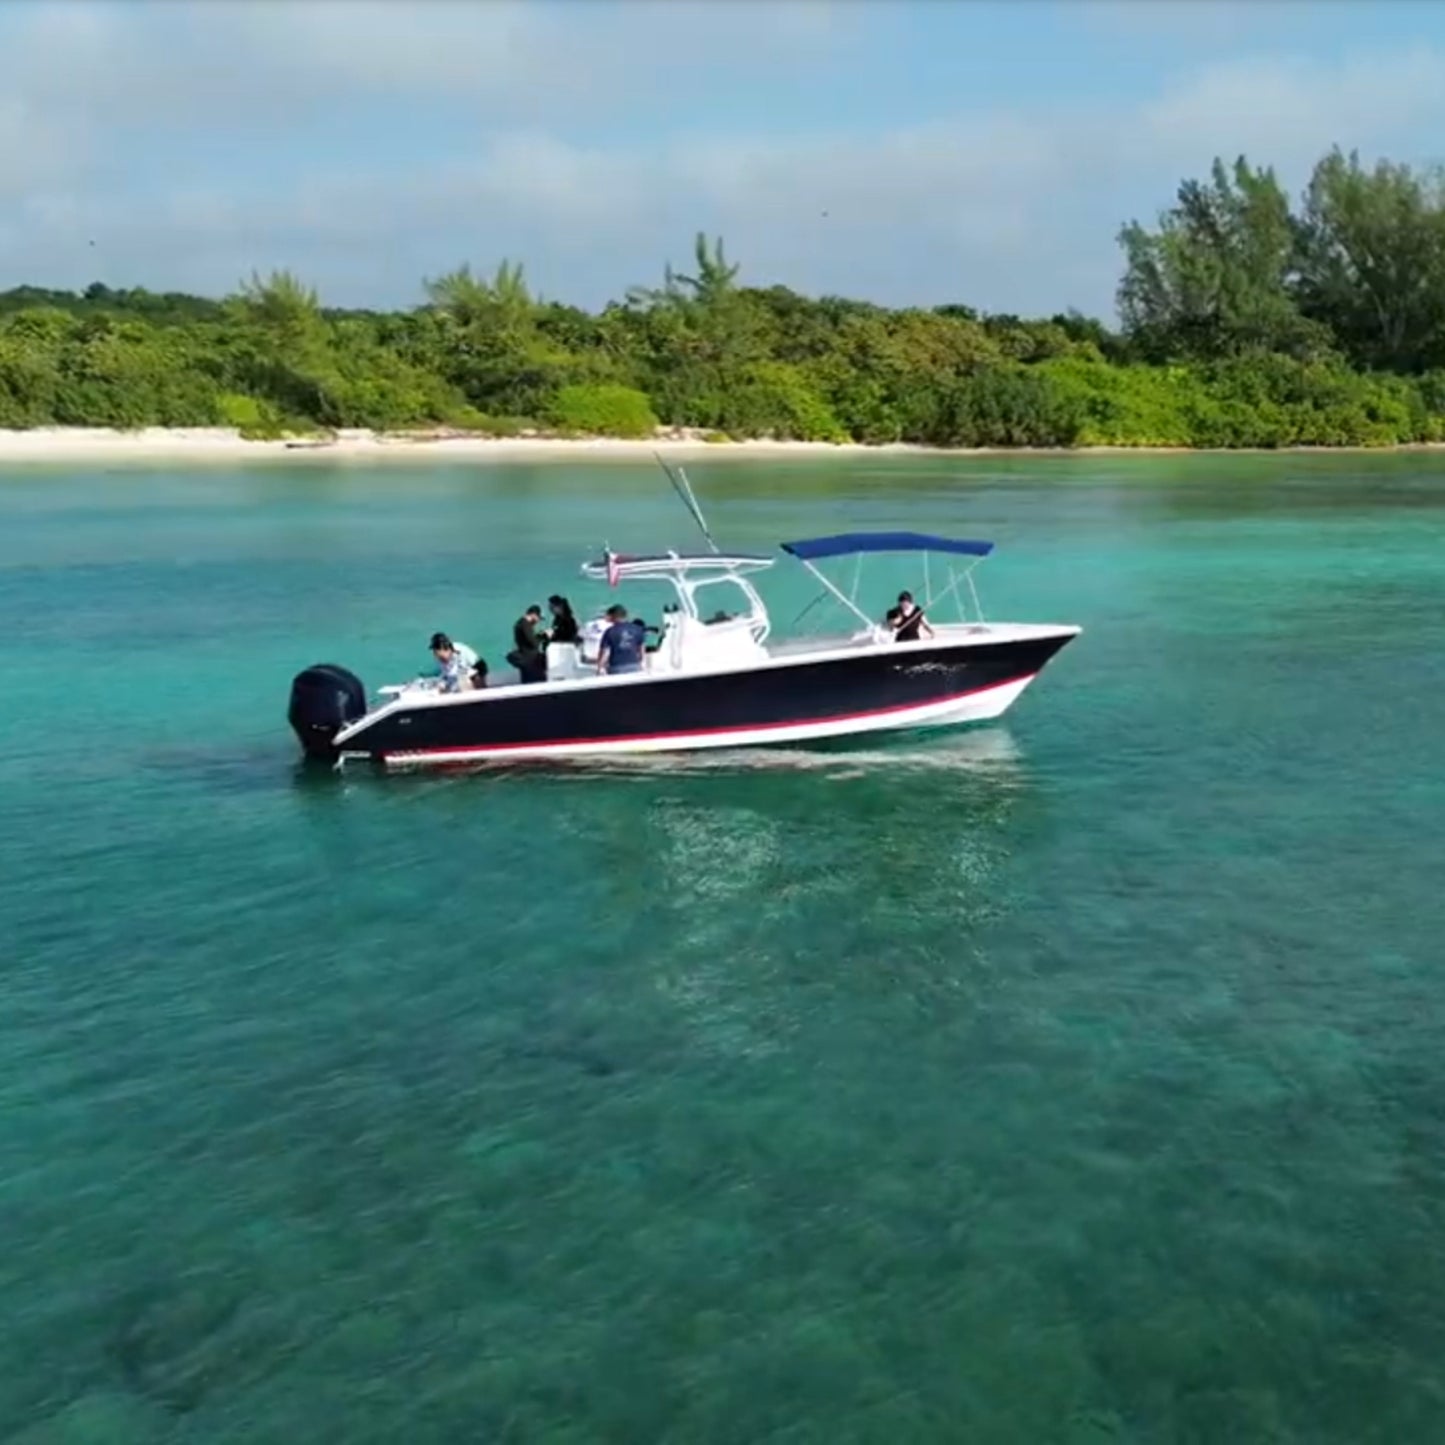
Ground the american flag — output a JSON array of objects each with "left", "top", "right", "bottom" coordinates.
[{"left": 606, "top": 549, "right": 620, "bottom": 588}]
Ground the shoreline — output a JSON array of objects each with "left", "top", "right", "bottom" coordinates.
[{"left": 2, "top": 426, "right": 1445, "bottom": 466}]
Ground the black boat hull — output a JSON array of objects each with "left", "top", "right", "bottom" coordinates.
[{"left": 332, "top": 631, "right": 1076, "bottom": 767}]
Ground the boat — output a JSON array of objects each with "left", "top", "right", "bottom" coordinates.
[{"left": 286, "top": 529, "right": 1081, "bottom": 771}]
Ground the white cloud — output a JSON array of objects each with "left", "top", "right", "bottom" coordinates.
[
  {"left": 0, "top": 0, "right": 850, "bottom": 131},
  {"left": 1141, "top": 48, "right": 1445, "bottom": 171},
  {"left": 1, "top": 2, "right": 1444, "bottom": 319}
]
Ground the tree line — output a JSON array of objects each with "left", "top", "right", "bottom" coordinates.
[{"left": 3, "top": 146, "right": 1445, "bottom": 448}]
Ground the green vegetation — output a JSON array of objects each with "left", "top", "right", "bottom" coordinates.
[
  {"left": 549, "top": 384, "right": 658, "bottom": 439},
  {"left": 4, "top": 148, "right": 1445, "bottom": 447}
]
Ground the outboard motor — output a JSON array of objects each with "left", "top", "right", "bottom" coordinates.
[{"left": 287, "top": 663, "right": 367, "bottom": 763}]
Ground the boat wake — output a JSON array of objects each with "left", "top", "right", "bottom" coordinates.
[{"left": 429, "top": 727, "right": 1025, "bottom": 782}]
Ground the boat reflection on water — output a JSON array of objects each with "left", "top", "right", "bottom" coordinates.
[
  {"left": 274, "top": 712, "right": 1036, "bottom": 1068},
  {"left": 604, "top": 722, "right": 1024, "bottom": 780},
  {"left": 629, "top": 727, "right": 1031, "bottom": 1063}
]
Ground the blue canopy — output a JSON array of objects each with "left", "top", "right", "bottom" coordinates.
[{"left": 781, "top": 531, "right": 995, "bottom": 562}]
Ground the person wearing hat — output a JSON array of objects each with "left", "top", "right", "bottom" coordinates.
[
  {"left": 429, "top": 631, "right": 482, "bottom": 692},
  {"left": 596, "top": 602, "right": 647, "bottom": 676},
  {"left": 885, "top": 591, "right": 933, "bottom": 644},
  {"left": 507, "top": 603, "right": 548, "bottom": 684}
]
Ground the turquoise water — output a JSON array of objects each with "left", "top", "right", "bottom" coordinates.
[{"left": 2, "top": 453, "right": 1443, "bottom": 1443}]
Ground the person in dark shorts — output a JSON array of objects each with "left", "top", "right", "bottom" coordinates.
[{"left": 885, "top": 591, "right": 934, "bottom": 643}]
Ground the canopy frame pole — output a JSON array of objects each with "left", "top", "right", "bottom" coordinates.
[
  {"left": 800, "top": 558, "right": 874, "bottom": 630},
  {"left": 966, "top": 560, "right": 985, "bottom": 623},
  {"left": 921, "top": 556, "right": 950, "bottom": 614},
  {"left": 789, "top": 590, "right": 830, "bottom": 631},
  {"left": 927, "top": 566, "right": 967, "bottom": 621},
  {"left": 923, "top": 559, "right": 985, "bottom": 624}
]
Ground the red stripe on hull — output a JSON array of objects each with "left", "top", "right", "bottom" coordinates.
[{"left": 376, "top": 672, "right": 1037, "bottom": 763}]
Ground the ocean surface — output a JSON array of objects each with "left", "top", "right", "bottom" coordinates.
[{"left": 1, "top": 452, "right": 1443, "bottom": 1444}]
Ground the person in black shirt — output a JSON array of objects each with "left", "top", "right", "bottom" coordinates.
[
  {"left": 546, "top": 594, "right": 580, "bottom": 645},
  {"left": 885, "top": 590, "right": 934, "bottom": 643},
  {"left": 633, "top": 616, "right": 661, "bottom": 652},
  {"left": 508, "top": 604, "right": 547, "bottom": 683}
]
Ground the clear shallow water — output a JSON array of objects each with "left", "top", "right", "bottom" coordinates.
[{"left": 1, "top": 453, "right": 1443, "bottom": 1444}]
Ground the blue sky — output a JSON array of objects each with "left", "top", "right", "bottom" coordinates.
[{"left": 2, "top": 0, "right": 1444, "bottom": 320}]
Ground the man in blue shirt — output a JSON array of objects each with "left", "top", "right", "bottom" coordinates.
[{"left": 596, "top": 604, "right": 646, "bottom": 675}]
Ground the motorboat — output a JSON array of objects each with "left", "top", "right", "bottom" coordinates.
[{"left": 287, "top": 530, "right": 1081, "bottom": 770}]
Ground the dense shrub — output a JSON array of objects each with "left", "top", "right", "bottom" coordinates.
[{"left": 548, "top": 383, "right": 658, "bottom": 438}]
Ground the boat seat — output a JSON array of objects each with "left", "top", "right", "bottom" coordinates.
[{"left": 547, "top": 642, "right": 587, "bottom": 680}]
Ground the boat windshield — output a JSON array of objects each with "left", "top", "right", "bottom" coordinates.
[{"left": 578, "top": 552, "right": 772, "bottom": 638}]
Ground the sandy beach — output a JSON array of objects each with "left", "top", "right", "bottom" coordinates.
[
  {"left": 0, "top": 427, "right": 932, "bottom": 465},
  {"left": 1, "top": 427, "right": 1442, "bottom": 465}
]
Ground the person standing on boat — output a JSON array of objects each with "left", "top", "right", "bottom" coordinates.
[
  {"left": 580, "top": 610, "right": 610, "bottom": 662},
  {"left": 429, "top": 632, "right": 480, "bottom": 692},
  {"left": 508, "top": 604, "right": 547, "bottom": 684},
  {"left": 886, "top": 591, "right": 934, "bottom": 643},
  {"left": 545, "top": 595, "right": 580, "bottom": 646},
  {"left": 634, "top": 616, "right": 661, "bottom": 654},
  {"left": 597, "top": 603, "right": 647, "bottom": 675}
]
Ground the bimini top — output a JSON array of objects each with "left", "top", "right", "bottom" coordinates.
[
  {"left": 581, "top": 551, "right": 774, "bottom": 581},
  {"left": 781, "top": 532, "right": 995, "bottom": 561}
]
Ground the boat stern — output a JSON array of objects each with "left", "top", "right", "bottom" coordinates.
[{"left": 287, "top": 663, "right": 368, "bottom": 764}]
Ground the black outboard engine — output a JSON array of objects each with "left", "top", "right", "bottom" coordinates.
[{"left": 288, "top": 663, "right": 367, "bottom": 762}]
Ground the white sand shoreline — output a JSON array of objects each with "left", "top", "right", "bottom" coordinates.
[
  {"left": 0, "top": 427, "right": 908, "bottom": 465},
  {"left": 1, "top": 426, "right": 1443, "bottom": 466}
]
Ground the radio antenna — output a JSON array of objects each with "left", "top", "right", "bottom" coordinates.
[{"left": 654, "top": 451, "right": 720, "bottom": 554}]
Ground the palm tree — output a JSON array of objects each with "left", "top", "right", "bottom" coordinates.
[
  {"left": 424, "top": 260, "right": 533, "bottom": 334},
  {"left": 237, "top": 269, "right": 320, "bottom": 330},
  {"left": 628, "top": 233, "right": 739, "bottom": 311}
]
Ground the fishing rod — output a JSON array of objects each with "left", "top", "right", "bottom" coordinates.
[{"left": 653, "top": 451, "right": 720, "bottom": 554}]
